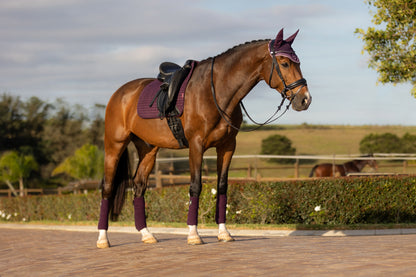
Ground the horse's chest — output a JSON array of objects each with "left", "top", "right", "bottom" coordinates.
[{"left": 205, "top": 124, "right": 237, "bottom": 148}]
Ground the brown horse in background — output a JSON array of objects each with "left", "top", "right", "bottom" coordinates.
[
  {"left": 309, "top": 157, "right": 378, "bottom": 177},
  {"left": 96, "top": 29, "right": 312, "bottom": 248}
]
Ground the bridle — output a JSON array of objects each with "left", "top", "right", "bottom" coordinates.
[
  {"left": 210, "top": 45, "right": 308, "bottom": 132},
  {"left": 268, "top": 52, "right": 307, "bottom": 100}
]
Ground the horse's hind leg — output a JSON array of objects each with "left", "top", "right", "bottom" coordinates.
[
  {"left": 97, "top": 139, "right": 130, "bottom": 248},
  {"left": 132, "top": 136, "right": 159, "bottom": 244}
]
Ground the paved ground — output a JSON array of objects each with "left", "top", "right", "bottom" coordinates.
[{"left": 1, "top": 224, "right": 416, "bottom": 276}]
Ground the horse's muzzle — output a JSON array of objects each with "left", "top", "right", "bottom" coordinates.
[{"left": 292, "top": 90, "right": 312, "bottom": 111}]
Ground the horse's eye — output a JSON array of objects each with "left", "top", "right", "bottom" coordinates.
[{"left": 281, "top": 62, "right": 289, "bottom": 68}]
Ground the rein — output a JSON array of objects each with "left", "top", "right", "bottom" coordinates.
[{"left": 210, "top": 48, "right": 307, "bottom": 132}]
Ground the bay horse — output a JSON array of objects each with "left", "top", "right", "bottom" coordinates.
[
  {"left": 309, "top": 157, "right": 378, "bottom": 177},
  {"left": 97, "top": 29, "right": 312, "bottom": 248}
]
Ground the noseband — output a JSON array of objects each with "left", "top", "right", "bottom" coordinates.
[{"left": 268, "top": 52, "right": 307, "bottom": 100}]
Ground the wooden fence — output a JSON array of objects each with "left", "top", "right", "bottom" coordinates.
[
  {"left": 149, "top": 154, "right": 416, "bottom": 188},
  {"left": 1, "top": 154, "right": 415, "bottom": 197}
]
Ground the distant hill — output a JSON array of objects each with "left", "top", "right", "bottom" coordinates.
[{"left": 158, "top": 125, "right": 416, "bottom": 157}]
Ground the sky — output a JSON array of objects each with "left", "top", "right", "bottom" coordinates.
[{"left": 0, "top": 0, "right": 415, "bottom": 126}]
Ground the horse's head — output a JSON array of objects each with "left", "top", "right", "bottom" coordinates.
[
  {"left": 263, "top": 29, "right": 311, "bottom": 111},
  {"left": 365, "top": 154, "right": 378, "bottom": 170}
]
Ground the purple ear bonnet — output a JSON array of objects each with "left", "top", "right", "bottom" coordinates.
[{"left": 269, "top": 28, "right": 300, "bottom": 63}]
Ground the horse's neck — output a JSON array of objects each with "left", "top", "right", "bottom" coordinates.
[
  {"left": 213, "top": 42, "right": 268, "bottom": 111},
  {"left": 350, "top": 160, "right": 365, "bottom": 171}
]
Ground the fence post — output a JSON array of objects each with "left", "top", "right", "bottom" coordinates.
[
  {"left": 203, "top": 163, "right": 209, "bottom": 176},
  {"left": 294, "top": 159, "right": 299, "bottom": 178},
  {"left": 156, "top": 170, "right": 163, "bottom": 189},
  {"left": 403, "top": 160, "right": 407, "bottom": 174},
  {"left": 169, "top": 164, "right": 174, "bottom": 185},
  {"left": 247, "top": 164, "right": 252, "bottom": 178}
]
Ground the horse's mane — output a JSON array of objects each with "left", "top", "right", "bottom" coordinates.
[{"left": 200, "top": 39, "right": 270, "bottom": 63}]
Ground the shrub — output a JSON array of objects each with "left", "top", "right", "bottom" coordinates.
[
  {"left": 2, "top": 176, "right": 416, "bottom": 226},
  {"left": 359, "top": 132, "right": 416, "bottom": 154},
  {"left": 261, "top": 134, "right": 296, "bottom": 164},
  {"left": 401, "top": 133, "right": 416, "bottom": 153},
  {"left": 359, "top": 133, "right": 401, "bottom": 153}
]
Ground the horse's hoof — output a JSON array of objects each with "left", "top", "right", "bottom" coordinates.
[
  {"left": 97, "top": 240, "right": 110, "bottom": 249},
  {"left": 142, "top": 234, "right": 158, "bottom": 244},
  {"left": 218, "top": 232, "right": 235, "bottom": 242},
  {"left": 187, "top": 235, "right": 205, "bottom": 245}
]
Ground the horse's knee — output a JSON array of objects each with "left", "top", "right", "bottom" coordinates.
[
  {"left": 134, "top": 183, "right": 147, "bottom": 198},
  {"left": 189, "top": 182, "right": 202, "bottom": 198},
  {"left": 217, "top": 177, "right": 228, "bottom": 195},
  {"left": 101, "top": 179, "right": 112, "bottom": 199},
  {"left": 217, "top": 183, "right": 228, "bottom": 195}
]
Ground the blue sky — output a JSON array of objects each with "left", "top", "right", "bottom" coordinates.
[{"left": 0, "top": 0, "right": 414, "bottom": 125}]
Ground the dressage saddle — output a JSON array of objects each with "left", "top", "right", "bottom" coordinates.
[{"left": 151, "top": 60, "right": 193, "bottom": 117}]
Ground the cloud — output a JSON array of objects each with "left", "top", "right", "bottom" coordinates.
[{"left": 0, "top": 0, "right": 414, "bottom": 125}]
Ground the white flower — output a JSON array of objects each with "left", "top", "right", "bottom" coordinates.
[
  {"left": 314, "top": 206, "right": 321, "bottom": 212},
  {"left": 14, "top": 213, "right": 18, "bottom": 217},
  {"left": 236, "top": 210, "right": 242, "bottom": 215},
  {"left": 6, "top": 214, "right": 11, "bottom": 220},
  {"left": 1, "top": 212, "right": 5, "bottom": 218},
  {"left": 67, "top": 214, "right": 72, "bottom": 220},
  {"left": 211, "top": 188, "right": 217, "bottom": 195},
  {"left": 22, "top": 218, "right": 26, "bottom": 222}
]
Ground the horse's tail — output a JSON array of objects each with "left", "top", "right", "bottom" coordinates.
[
  {"left": 309, "top": 165, "right": 318, "bottom": 177},
  {"left": 109, "top": 149, "right": 131, "bottom": 221}
]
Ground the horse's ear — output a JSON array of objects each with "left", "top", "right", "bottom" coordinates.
[
  {"left": 273, "top": 28, "right": 284, "bottom": 48},
  {"left": 285, "top": 29, "right": 299, "bottom": 45}
]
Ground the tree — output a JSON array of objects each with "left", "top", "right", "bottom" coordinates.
[
  {"left": 261, "top": 134, "right": 296, "bottom": 164},
  {"left": 400, "top": 133, "right": 416, "bottom": 153},
  {"left": 360, "top": 132, "right": 416, "bottom": 153},
  {"left": 0, "top": 151, "right": 38, "bottom": 196},
  {"left": 360, "top": 132, "right": 402, "bottom": 153},
  {"left": 355, "top": 0, "right": 416, "bottom": 97},
  {"left": 42, "top": 99, "right": 89, "bottom": 170},
  {"left": 0, "top": 94, "right": 24, "bottom": 151},
  {"left": 86, "top": 104, "right": 105, "bottom": 149},
  {"left": 52, "top": 144, "right": 104, "bottom": 180}
]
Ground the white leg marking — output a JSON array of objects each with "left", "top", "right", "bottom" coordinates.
[
  {"left": 218, "top": 223, "right": 235, "bottom": 242},
  {"left": 140, "top": 227, "right": 158, "bottom": 244},
  {"left": 187, "top": 225, "right": 204, "bottom": 245},
  {"left": 96, "top": 229, "right": 110, "bottom": 248}
]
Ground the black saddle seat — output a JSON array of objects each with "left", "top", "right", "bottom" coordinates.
[
  {"left": 158, "top": 62, "right": 182, "bottom": 82},
  {"left": 154, "top": 60, "right": 193, "bottom": 115}
]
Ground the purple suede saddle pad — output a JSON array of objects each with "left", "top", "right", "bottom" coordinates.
[{"left": 137, "top": 60, "right": 197, "bottom": 119}]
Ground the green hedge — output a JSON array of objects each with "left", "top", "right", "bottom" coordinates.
[{"left": 1, "top": 176, "right": 416, "bottom": 225}]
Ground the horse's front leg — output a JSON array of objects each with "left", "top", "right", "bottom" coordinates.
[
  {"left": 187, "top": 141, "right": 204, "bottom": 245},
  {"left": 216, "top": 139, "right": 236, "bottom": 242}
]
